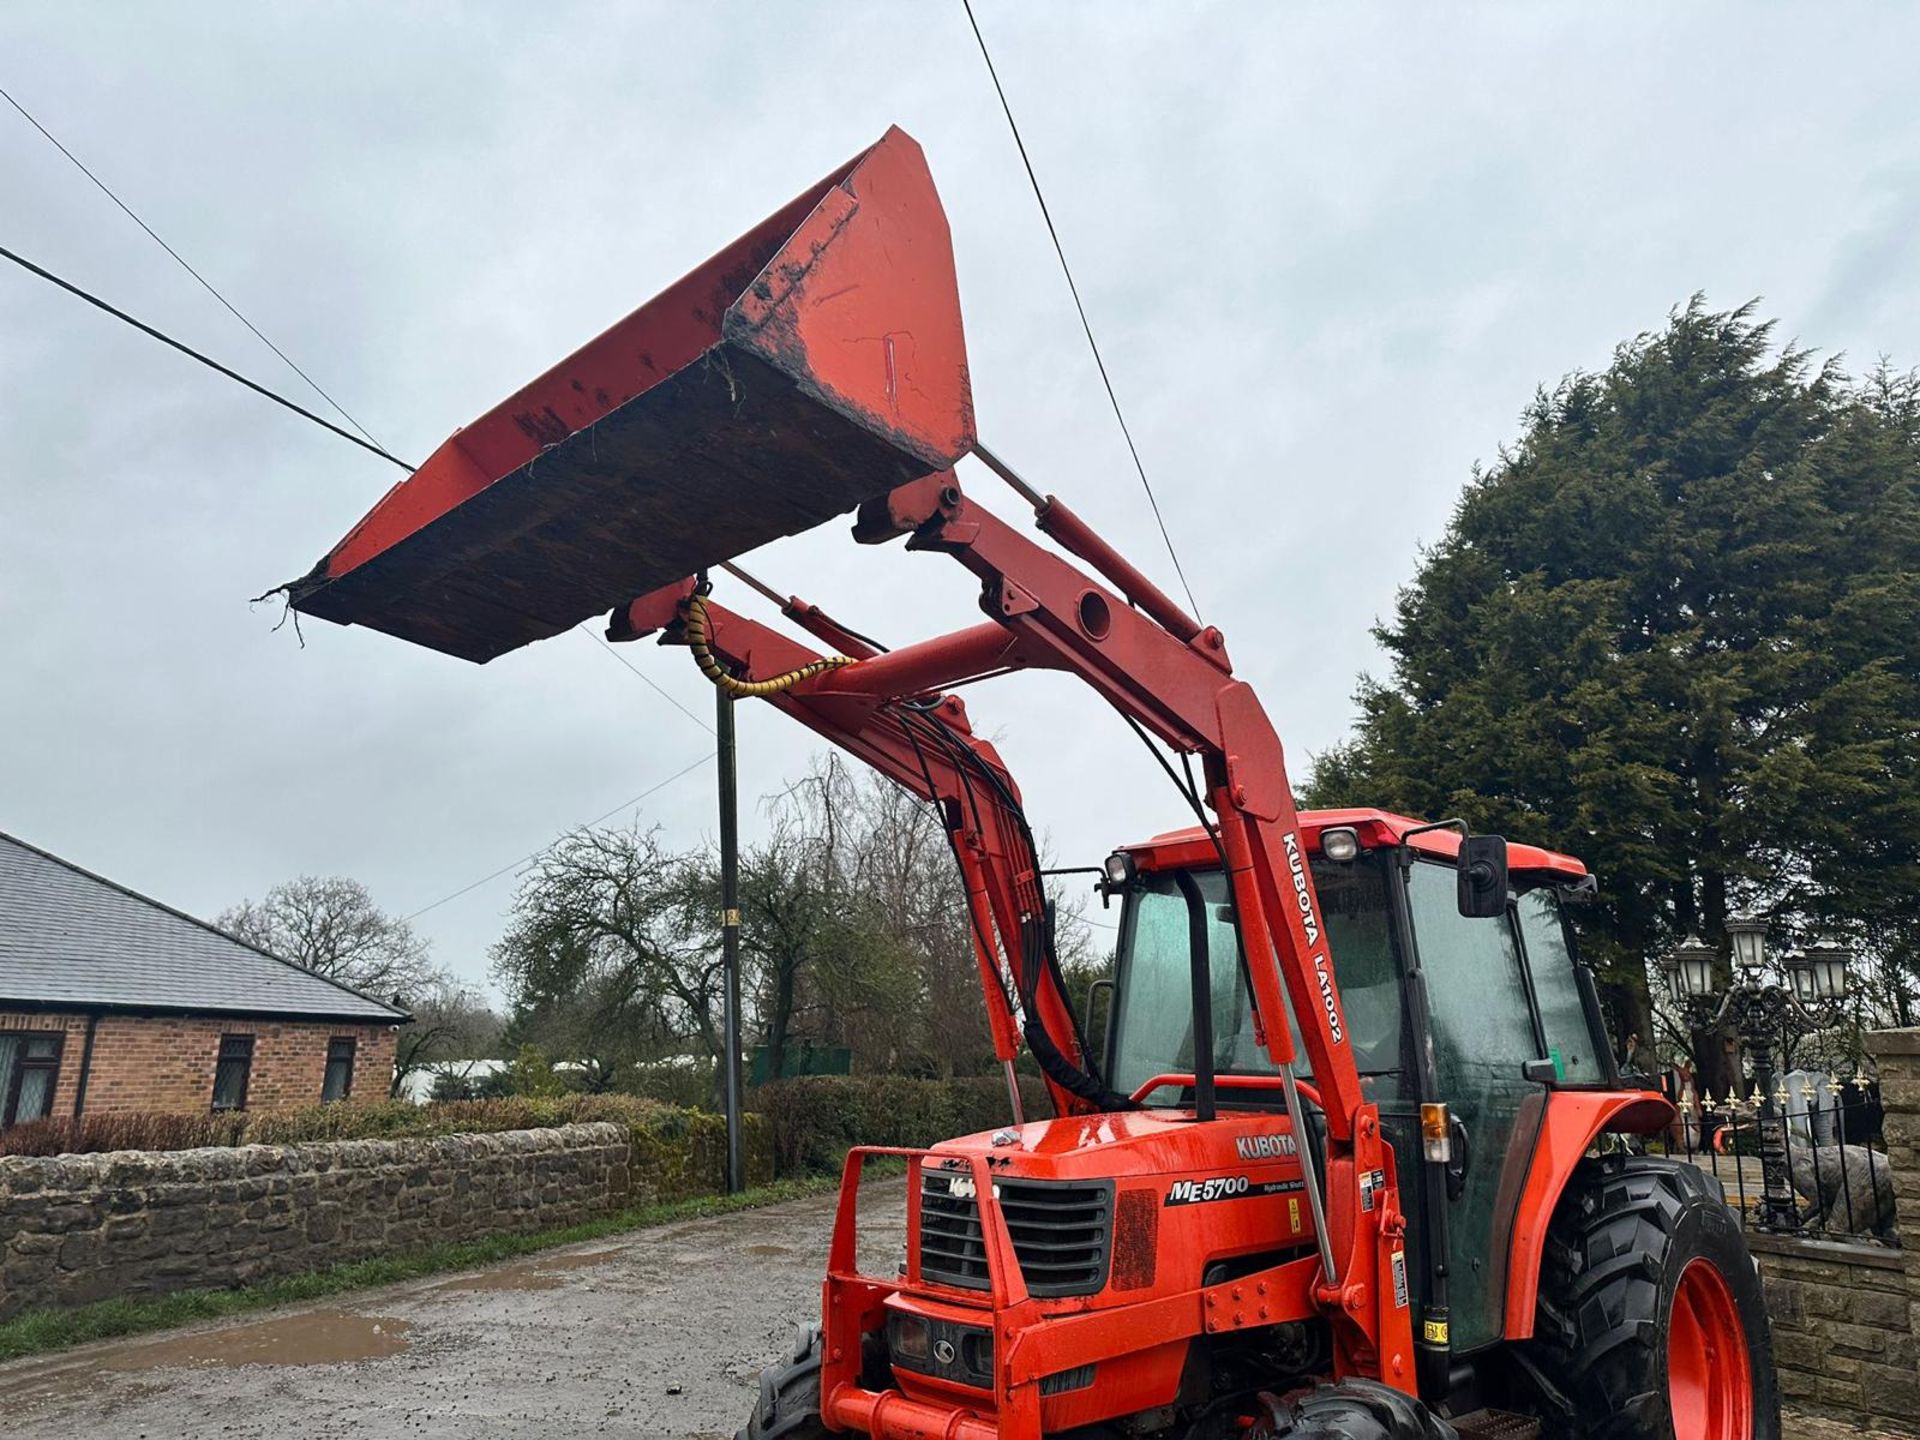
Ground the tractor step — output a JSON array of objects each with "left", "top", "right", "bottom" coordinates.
[{"left": 1447, "top": 1410, "right": 1540, "bottom": 1440}]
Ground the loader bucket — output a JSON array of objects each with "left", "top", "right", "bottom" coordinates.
[{"left": 284, "top": 126, "right": 973, "bottom": 664}]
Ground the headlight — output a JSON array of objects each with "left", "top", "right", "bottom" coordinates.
[
  {"left": 1103, "top": 850, "right": 1136, "bottom": 885},
  {"left": 888, "top": 1314, "right": 993, "bottom": 1385},
  {"left": 1320, "top": 827, "right": 1361, "bottom": 863},
  {"left": 889, "top": 1314, "right": 930, "bottom": 1363}
]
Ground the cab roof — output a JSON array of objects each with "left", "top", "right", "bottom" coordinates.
[{"left": 1126, "top": 808, "right": 1588, "bottom": 880}]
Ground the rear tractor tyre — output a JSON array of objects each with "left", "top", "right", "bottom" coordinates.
[
  {"left": 738, "top": 1327, "right": 831, "bottom": 1440},
  {"left": 1528, "top": 1154, "right": 1778, "bottom": 1440}
]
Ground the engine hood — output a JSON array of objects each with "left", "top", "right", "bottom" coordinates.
[{"left": 931, "top": 1107, "right": 1303, "bottom": 1181}]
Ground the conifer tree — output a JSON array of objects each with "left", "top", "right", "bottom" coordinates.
[{"left": 1306, "top": 299, "right": 1920, "bottom": 1081}]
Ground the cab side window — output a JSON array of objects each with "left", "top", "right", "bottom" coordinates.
[{"left": 1517, "top": 889, "right": 1597, "bottom": 1083}]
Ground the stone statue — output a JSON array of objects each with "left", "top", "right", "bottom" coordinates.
[{"left": 1783, "top": 1126, "right": 1897, "bottom": 1241}]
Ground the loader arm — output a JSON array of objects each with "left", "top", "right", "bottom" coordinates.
[
  {"left": 612, "top": 469, "right": 1412, "bottom": 1383},
  {"left": 616, "top": 578, "right": 1088, "bottom": 1118}
]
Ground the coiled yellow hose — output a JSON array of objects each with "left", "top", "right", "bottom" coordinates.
[{"left": 684, "top": 592, "right": 856, "bottom": 698}]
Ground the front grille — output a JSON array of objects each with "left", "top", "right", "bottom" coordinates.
[
  {"left": 917, "top": 1172, "right": 1113, "bottom": 1296},
  {"left": 1040, "top": 1364, "right": 1097, "bottom": 1395}
]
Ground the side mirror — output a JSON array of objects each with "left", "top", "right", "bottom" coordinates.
[{"left": 1457, "top": 834, "right": 1510, "bottom": 918}]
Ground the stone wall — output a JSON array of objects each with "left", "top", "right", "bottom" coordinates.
[
  {"left": 1752, "top": 1233, "right": 1914, "bottom": 1421},
  {"left": 1753, "top": 1027, "right": 1920, "bottom": 1432},
  {"left": 0, "top": 1122, "right": 630, "bottom": 1319}
]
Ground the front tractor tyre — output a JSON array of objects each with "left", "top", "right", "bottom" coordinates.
[
  {"left": 739, "top": 1327, "right": 831, "bottom": 1440},
  {"left": 1528, "top": 1154, "right": 1778, "bottom": 1440}
]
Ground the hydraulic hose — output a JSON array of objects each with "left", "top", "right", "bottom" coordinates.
[
  {"left": 683, "top": 592, "right": 855, "bottom": 697},
  {"left": 1016, "top": 910, "right": 1136, "bottom": 1112},
  {"left": 897, "top": 705, "right": 1134, "bottom": 1113}
]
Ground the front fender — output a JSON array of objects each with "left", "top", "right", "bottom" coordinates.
[{"left": 1503, "top": 1089, "right": 1675, "bottom": 1340}]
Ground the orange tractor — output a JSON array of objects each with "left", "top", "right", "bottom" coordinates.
[{"left": 285, "top": 129, "right": 1774, "bottom": 1440}]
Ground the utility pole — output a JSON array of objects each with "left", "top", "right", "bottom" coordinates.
[{"left": 717, "top": 683, "right": 745, "bottom": 1194}]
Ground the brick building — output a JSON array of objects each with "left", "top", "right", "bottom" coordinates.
[{"left": 0, "top": 832, "right": 408, "bottom": 1128}]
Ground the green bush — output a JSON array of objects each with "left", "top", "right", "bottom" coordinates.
[
  {"left": 505, "top": 1043, "right": 567, "bottom": 1098},
  {"left": 0, "top": 1079, "right": 1047, "bottom": 1192},
  {"left": 624, "top": 1056, "right": 718, "bottom": 1110},
  {"left": 753, "top": 1074, "right": 1046, "bottom": 1176}
]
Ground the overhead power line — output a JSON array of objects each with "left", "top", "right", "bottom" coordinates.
[
  {"left": 959, "top": 0, "right": 1204, "bottom": 623},
  {"left": 0, "top": 247, "right": 717, "bottom": 733},
  {"left": 1, "top": 97, "right": 728, "bottom": 911},
  {"left": 0, "top": 243, "right": 415, "bottom": 471},
  {"left": 0, "top": 247, "right": 723, "bottom": 735},
  {"left": 0, "top": 82, "right": 388, "bottom": 451},
  {"left": 576, "top": 626, "right": 717, "bottom": 736},
  {"left": 404, "top": 750, "right": 717, "bottom": 921}
]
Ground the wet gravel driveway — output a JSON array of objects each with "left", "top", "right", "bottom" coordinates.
[{"left": 0, "top": 1185, "right": 901, "bottom": 1440}]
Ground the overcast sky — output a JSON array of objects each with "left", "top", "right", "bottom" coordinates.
[{"left": 4, "top": 3, "right": 1916, "bottom": 1002}]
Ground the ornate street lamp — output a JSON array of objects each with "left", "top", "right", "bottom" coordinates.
[
  {"left": 1658, "top": 920, "right": 1852, "bottom": 1233},
  {"left": 1803, "top": 936, "right": 1852, "bottom": 1002},
  {"left": 1661, "top": 934, "right": 1720, "bottom": 1002},
  {"left": 1726, "top": 914, "right": 1770, "bottom": 975},
  {"left": 1783, "top": 951, "right": 1819, "bottom": 1006}
]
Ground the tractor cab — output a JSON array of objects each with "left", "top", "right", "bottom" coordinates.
[{"left": 1101, "top": 810, "right": 1616, "bottom": 1356}]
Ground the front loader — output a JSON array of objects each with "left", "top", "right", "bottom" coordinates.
[{"left": 283, "top": 127, "right": 1775, "bottom": 1440}]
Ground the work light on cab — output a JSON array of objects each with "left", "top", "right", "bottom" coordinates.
[{"left": 1320, "top": 826, "right": 1361, "bottom": 863}]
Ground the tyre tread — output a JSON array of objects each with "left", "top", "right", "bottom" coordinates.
[
  {"left": 1526, "top": 1153, "right": 1779, "bottom": 1440},
  {"left": 738, "top": 1327, "right": 830, "bottom": 1440}
]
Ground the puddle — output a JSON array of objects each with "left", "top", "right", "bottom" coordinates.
[
  {"left": 105, "top": 1309, "right": 412, "bottom": 1371},
  {"left": 435, "top": 1247, "right": 625, "bottom": 1293}
]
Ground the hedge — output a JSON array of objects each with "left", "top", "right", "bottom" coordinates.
[
  {"left": 753, "top": 1074, "right": 1047, "bottom": 1176},
  {"left": 0, "top": 1077, "right": 1059, "bottom": 1188},
  {"left": 0, "top": 1096, "right": 773, "bottom": 1196}
]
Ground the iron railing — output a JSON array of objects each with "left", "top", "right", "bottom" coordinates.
[{"left": 1638, "top": 1078, "right": 1896, "bottom": 1245}]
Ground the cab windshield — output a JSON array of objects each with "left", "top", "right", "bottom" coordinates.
[{"left": 1106, "top": 856, "right": 1406, "bottom": 1104}]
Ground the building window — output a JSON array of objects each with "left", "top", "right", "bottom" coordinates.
[
  {"left": 211, "top": 1034, "right": 254, "bottom": 1111},
  {"left": 322, "top": 1037, "right": 356, "bottom": 1103},
  {"left": 0, "top": 1032, "right": 62, "bottom": 1129}
]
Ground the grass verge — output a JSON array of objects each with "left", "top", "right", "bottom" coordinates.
[{"left": 0, "top": 1173, "right": 842, "bottom": 1364}]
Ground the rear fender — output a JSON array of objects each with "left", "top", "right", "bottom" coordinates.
[{"left": 1503, "top": 1089, "right": 1675, "bottom": 1340}]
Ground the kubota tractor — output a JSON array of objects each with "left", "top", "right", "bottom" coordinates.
[{"left": 284, "top": 128, "right": 1775, "bottom": 1440}]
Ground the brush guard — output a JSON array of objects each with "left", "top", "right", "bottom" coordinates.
[
  {"left": 825, "top": 1147, "right": 1026, "bottom": 1440},
  {"left": 826, "top": 1146, "right": 1324, "bottom": 1440}
]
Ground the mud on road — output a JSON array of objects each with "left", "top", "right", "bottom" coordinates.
[
  {"left": 0, "top": 1185, "right": 906, "bottom": 1440},
  {"left": 0, "top": 1180, "right": 1846, "bottom": 1440}
]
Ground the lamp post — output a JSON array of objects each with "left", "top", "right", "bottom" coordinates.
[{"left": 1658, "top": 918, "right": 1851, "bottom": 1232}]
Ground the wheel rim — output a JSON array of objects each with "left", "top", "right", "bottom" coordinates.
[{"left": 1667, "top": 1258, "right": 1753, "bottom": 1440}]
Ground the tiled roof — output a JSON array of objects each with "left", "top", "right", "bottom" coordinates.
[{"left": 0, "top": 831, "right": 408, "bottom": 1023}]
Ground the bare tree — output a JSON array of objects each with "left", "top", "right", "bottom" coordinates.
[
  {"left": 491, "top": 827, "right": 726, "bottom": 1093},
  {"left": 762, "top": 755, "right": 1097, "bottom": 1079},
  {"left": 219, "top": 875, "right": 439, "bottom": 1001},
  {"left": 487, "top": 761, "right": 1109, "bottom": 1096}
]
